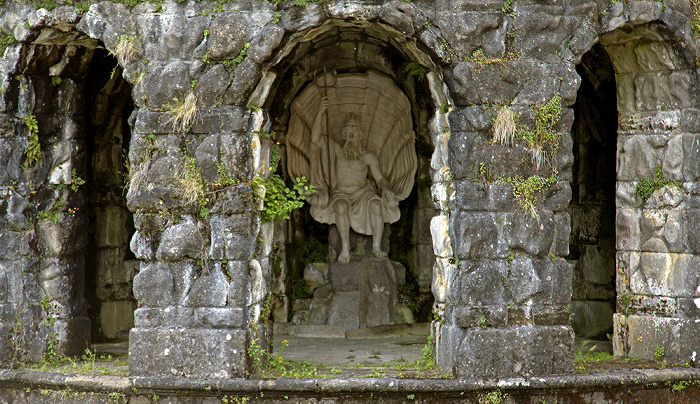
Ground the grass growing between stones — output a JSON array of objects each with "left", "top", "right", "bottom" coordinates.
[
  {"left": 16, "top": 349, "right": 129, "bottom": 376},
  {"left": 0, "top": 29, "right": 18, "bottom": 55},
  {"left": 112, "top": 34, "right": 140, "bottom": 66},
  {"left": 166, "top": 91, "right": 199, "bottom": 132}
]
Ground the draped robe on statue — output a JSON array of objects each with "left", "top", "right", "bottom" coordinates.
[{"left": 286, "top": 71, "right": 417, "bottom": 234}]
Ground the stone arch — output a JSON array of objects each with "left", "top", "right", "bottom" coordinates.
[
  {"left": 0, "top": 11, "right": 136, "bottom": 361},
  {"left": 245, "top": 16, "right": 453, "bottom": 360},
  {"left": 571, "top": 2, "right": 700, "bottom": 364}
]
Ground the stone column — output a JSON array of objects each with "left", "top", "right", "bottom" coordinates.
[
  {"left": 434, "top": 57, "right": 578, "bottom": 377},
  {"left": 612, "top": 90, "right": 700, "bottom": 366}
]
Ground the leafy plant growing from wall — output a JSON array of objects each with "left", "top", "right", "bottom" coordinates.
[
  {"left": 0, "top": 29, "right": 18, "bottom": 55},
  {"left": 252, "top": 175, "right": 314, "bottom": 222},
  {"left": 516, "top": 95, "right": 562, "bottom": 170},
  {"left": 634, "top": 164, "right": 682, "bottom": 207},
  {"left": 23, "top": 114, "right": 41, "bottom": 167},
  {"left": 505, "top": 173, "right": 556, "bottom": 220}
]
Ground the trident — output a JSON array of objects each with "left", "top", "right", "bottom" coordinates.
[{"left": 314, "top": 66, "right": 337, "bottom": 199}]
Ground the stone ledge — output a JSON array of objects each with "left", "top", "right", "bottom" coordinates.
[{"left": 1, "top": 367, "right": 700, "bottom": 394}]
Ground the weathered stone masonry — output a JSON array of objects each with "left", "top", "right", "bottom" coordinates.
[{"left": 0, "top": 0, "right": 699, "bottom": 379}]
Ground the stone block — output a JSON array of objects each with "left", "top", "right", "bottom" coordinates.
[
  {"left": 533, "top": 305, "right": 570, "bottom": 327},
  {"left": 209, "top": 214, "right": 255, "bottom": 261},
  {"left": 156, "top": 219, "right": 204, "bottom": 261},
  {"left": 0, "top": 230, "right": 31, "bottom": 260},
  {"left": 616, "top": 208, "right": 641, "bottom": 251},
  {"left": 129, "top": 327, "right": 247, "bottom": 378},
  {"left": 615, "top": 314, "right": 700, "bottom": 365},
  {"left": 136, "top": 14, "right": 207, "bottom": 61},
  {"left": 452, "top": 259, "right": 508, "bottom": 306},
  {"left": 133, "top": 261, "right": 195, "bottom": 307},
  {"left": 139, "top": 61, "right": 191, "bottom": 109},
  {"left": 247, "top": 25, "right": 284, "bottom": 64},
  {"left": 415, "top": 244, "right": 434, "bottom": 293},
  {"left": 221, "top": 59, "right": 261, "bottom": 106},
  {"left": 184, "top": 264, "right": 228, "bottom": 307},
  {"left": 99, "top": 300, "right": 136, "bottom": 340},
  {"left": 36, "top": 213, "right": 87, "bottom": 257},
  {"left": 454, "top": 325, "right": 574, "bottom": 378},
  {"left": 220, "top": 134, "right": 251, "bottom": 182},
  {"left": 513, "top": 14, "right": 581, "bottom": 63},
  {"left": 304, "top": 262, "right": 328, "bottom": 290},
  {"left": 450, "top": 212, "right": 508, "bottom": 259},
  {"left": 683, "top": 135, "right": 700, "bottom": 182},
  {"left": 208, "top": 14, "right": 250, "bottom": 60},
  {"left": 327, "top": 292, "right": 359, "bottom": 329},
  {"left": 630, "top": 252, "right": 700, "bottom": 298},
  {"left": 193, "top": 65, "right": 230, "bottom": 109},
  {"left": 210, "top": 184, "right": 253, "bottom": 215},
  {"left": 433, "top": 12, "right": 505, "bottom": 60},
  {"left": 617, "top": 135, "right": 663, "bottom": 181}
]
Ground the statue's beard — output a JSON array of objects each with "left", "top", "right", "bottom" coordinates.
[{"left": 343, "top": 139, "right": 361, "bottom": 161}]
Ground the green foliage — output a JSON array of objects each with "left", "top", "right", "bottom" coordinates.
[
  {"left": 0, "top": 29, "right": 18, "bottom": 55},
  {"left": 289, "top": 278, "right": 312, "bottom": 299},
  {"left": 37, "top": 210, "right": 61, "bottom": 223},
  {"left": 478, "top": 390, "right": 507, "bottom": 404},
  {"left": 634, "top": 164, "right": 682, "bottom": 206},
  {"left": 418, "top": 335, "right": 435, "bottom": 370},
  {"left": 516, "top": 95, "right": 562, "bottom": 170},
  {"left": 294, "top": 236, "right": 327, "bottom": 267},
  {"left": 70, "top": 168, "right": 85, "bottom": 192},
  {"left": 271, "top": 11, "right": 282, "bottom": 23},
  {"left": 405, "top": 62, "right": 429, "bottom": 82},
  {"left": 504, "top": 173, "right": 556, "bottom": 219},
  {"left": 501, "top": 0, "right": 514, "bottom": 13},
  {"left": 221, "top": 43, "right": 250, "bottom": 69},
  {"left": 479, "top": 315, "right": 487, "bottom": 329},
  {"left": 654, "top": 345, "right": 665, "bottom": 361},
  {"left": 51, "top": 76, "right": 62, "bottom": 86},
  {"left": 23, "top": 114, "right": 41, "bottom": 166},
  {"left": 467, "top": 48, "right": 518, "bottom": 66},
  {"left": 252, "top": 175, "right": 314, "bottom": 222}
]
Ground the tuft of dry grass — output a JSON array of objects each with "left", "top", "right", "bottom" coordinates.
[
  {"left": 113, "top": 35, "right": 140, "bottom": 66},
  {"left": 177, "top": 156, "right": 205, "bottom": 207},
  {"left": 492, "top": 105, "right": 518, "bottom": 147},
  {"left": 166, "top": 91, "right": 199, "bottom": 133}
]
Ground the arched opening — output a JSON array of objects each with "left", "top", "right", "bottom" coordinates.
[
  {"left": 569, "top": 43, "right": 618, "bottom": 343},
  {"left": 247, "top": 19, "right": 448, "bottom": 370},
  {"left": 83, "top": 48, "right": 136, "bottom": 343},
  {"left": 4, "top": 34, "right": 135, "bottom": 360}
]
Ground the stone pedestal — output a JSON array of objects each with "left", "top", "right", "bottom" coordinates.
[{"left": 293, "top": 256, "right": 410, "bottom": 329}]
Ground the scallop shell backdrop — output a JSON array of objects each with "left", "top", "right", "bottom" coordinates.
[{"left": 286, "top": 71, "right": 417, "bottom": 201}]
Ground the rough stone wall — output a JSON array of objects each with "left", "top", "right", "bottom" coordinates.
[
  {"left": 0, "top": 0, "right": 698, "bottom": 380},
  {"left": 598, "top": 4, "right": 700, "bottom": 365}
]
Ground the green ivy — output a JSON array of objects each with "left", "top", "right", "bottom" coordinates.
[
  {"left": 252, "top": 175, "right": 314, "bottom": 222},
  {"left": 634, "top": 164, "right": 682, "bottom": 206}
]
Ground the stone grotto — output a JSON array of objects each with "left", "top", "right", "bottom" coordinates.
[{"left": 0, "top": 0, "right": 699, "bottom": 380}]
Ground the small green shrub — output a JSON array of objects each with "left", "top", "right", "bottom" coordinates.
[
  {"left": 405, "top": 62, "right": 429, "bottom": 82},
  {"left": 504, "top": 173, "right": 556, "bottom": 219},
  {"left": 516, "top": 95, "right": 562, "bottom": 170},
  {"left": 23, "top": 114, "right": 41, "bottom": 166},
  {"left": 634, "top": 164, "right": 682, "bottom": 206},
  {"left": 252, "top": 175, "right": 314, "bottom": 222},
  {"left": 0, "top": 29, "right": 18, "bottom": 55}
]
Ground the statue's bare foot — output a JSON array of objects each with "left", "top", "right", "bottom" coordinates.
[
  {"left": 373, "top": 249, "right": 388, "bottom": 258},
  {"left": 338, "top": 250, "right": 351, "bottom": 263}
]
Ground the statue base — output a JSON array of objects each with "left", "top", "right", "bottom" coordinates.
[{"left": 291, "top": 256, "right": 412, "bottom": 329}]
